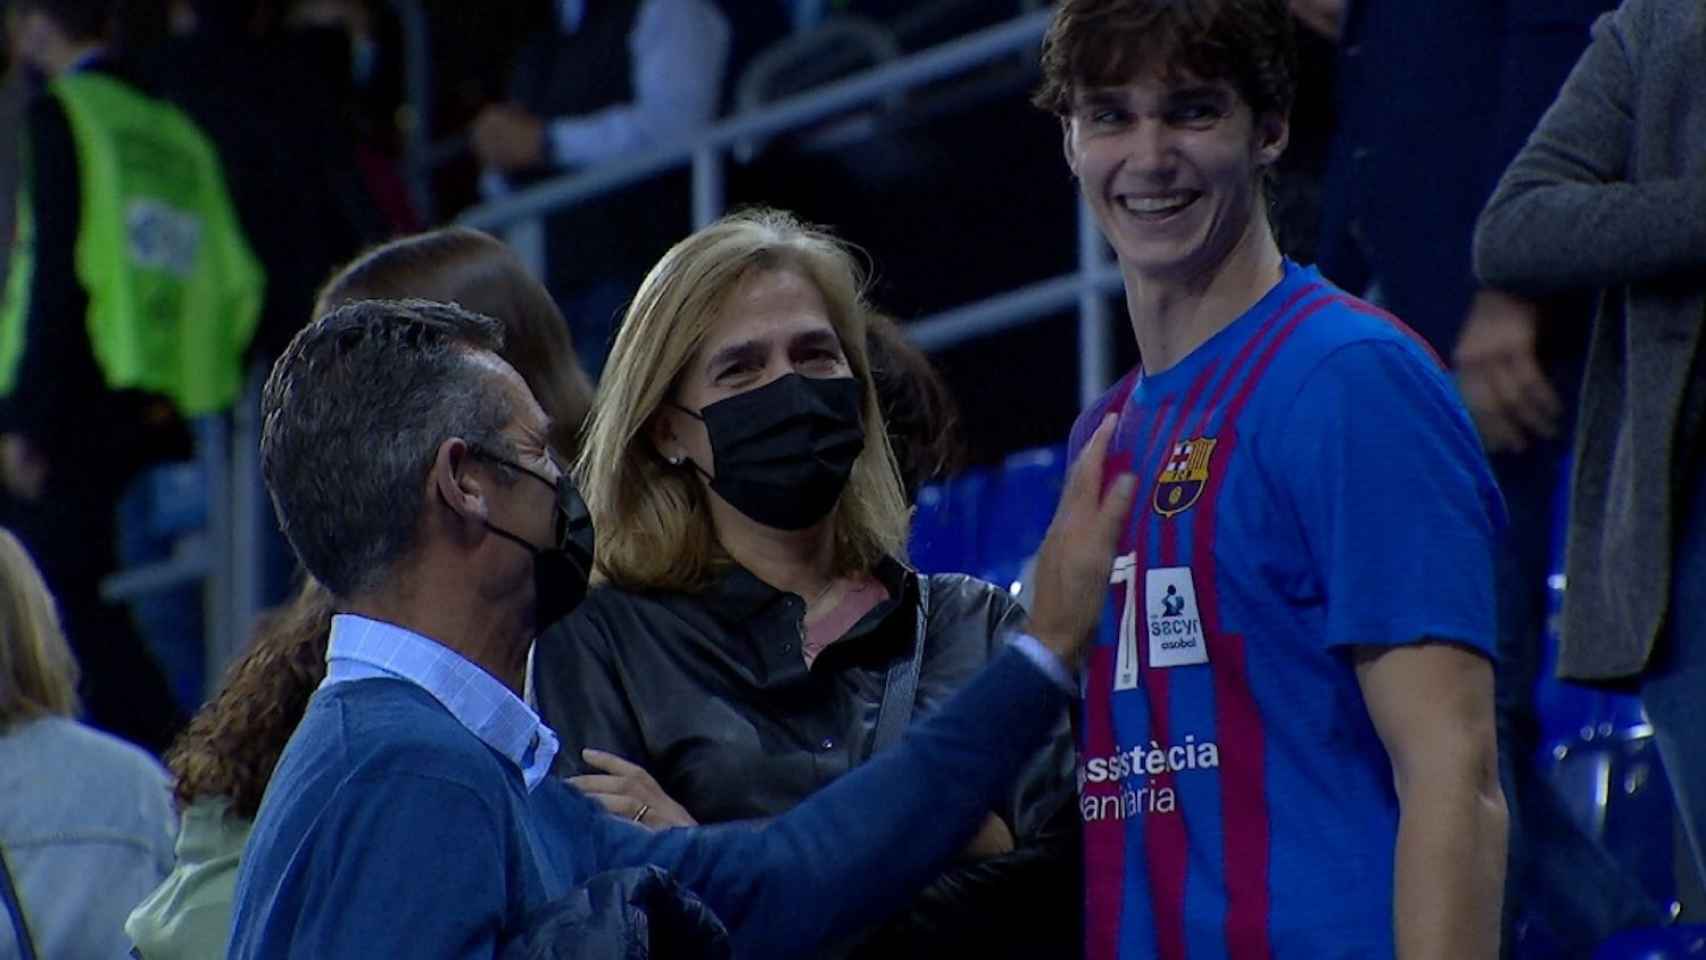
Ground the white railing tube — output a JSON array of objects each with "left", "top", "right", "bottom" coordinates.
[
  {"left": 1076, "top": 198, "right": 1115, "bottom": 405},
  {"left": 907, "top": 267, "right": 1123, "bottom": 354},
  {"left": 692, "top": 146, "right": 725, "bottom": 229},
  {"left": 458, "top": 10, "right": 1050, "bottom": 233}
]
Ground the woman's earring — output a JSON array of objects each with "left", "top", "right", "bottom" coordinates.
[{"left": 668, "top": 454, "right": 685, "bottom": 467}]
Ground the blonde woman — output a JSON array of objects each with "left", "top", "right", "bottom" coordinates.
[
  {"left": 0, "top": 528, "right": 176, "bottom": 958},
  {"left": 531, "top": 209, "right": 1079, "bottom": 958}
]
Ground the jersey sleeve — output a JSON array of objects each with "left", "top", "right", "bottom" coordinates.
[{"left": 1261, "top": 340, "right": 1503, "bottom": 657}]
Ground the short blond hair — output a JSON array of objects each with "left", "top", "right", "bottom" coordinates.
[
  {"left": 0, "top": 528, "right": 80, "bottom": 728},
  {"left": 577, "top": 208, "right": 911, "bottom": 591}
]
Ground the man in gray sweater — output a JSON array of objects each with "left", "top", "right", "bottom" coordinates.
[{"left": 1474, "top": 0, "right": 1706, "bottom": 907}]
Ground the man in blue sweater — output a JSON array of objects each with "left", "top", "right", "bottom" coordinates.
[{"left": 229, "top": 298, "right": 1134, "bottom": 958}]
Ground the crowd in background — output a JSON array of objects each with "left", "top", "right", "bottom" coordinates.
[{"left": 1, "top": 0, "right": 1704, "bottom": 957}]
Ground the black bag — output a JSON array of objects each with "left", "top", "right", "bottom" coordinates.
[{"left": 500, "top": 865, "right": 731, "bottom": 960}]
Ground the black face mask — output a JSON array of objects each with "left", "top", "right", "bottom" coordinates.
[
  {"left": 469, "top": 452, "right": 596, "bottom": 631},
  {"left": 674, "top": 373, "right": 865, "bottom": 531}
]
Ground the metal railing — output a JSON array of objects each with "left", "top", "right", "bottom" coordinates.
[
  {"left": 453, "top": 10, "right": 1119, "bottom": 409},
  {"left": 106, "top": 9, "right": 1123, "bottom": 699},
  {"left": 457, "top": 7, "right": 1120, "bottom": 409}
]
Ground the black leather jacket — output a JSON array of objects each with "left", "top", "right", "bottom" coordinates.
[
  {"left": 501, "top": 866, "right": 731, "bottom": 960},
  {"left": 533, "top": 559, "right": 1081, "bottom": 958}
]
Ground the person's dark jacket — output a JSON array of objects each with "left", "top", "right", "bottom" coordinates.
[
  {"left": 1473, "top": 0, "right": 1706, "bottom": 681},
  {"left": 501, "top": 866, "right": 731, "bottom": 960},
  {"left": 533, "top": 559, "right": 1080, "bottom": 959},
  {"left": 140, "top": 26, "right": 384, "bottom": 362}
]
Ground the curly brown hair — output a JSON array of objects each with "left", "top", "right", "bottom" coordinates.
[
  {"left": 1032, "top": 0, "right": 1297, "bottom": 120},
  {"left": 165, "top": 578, "right": 334, "bottom": 818}
]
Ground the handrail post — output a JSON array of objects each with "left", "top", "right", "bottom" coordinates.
[
  {"left": 692, "top": 145, "right": 725, "bottom": 229},
  {"left": 392, "top": 0, "right": 435, "bottom": 223},
  {"left": 507, "top": 218, "right": 547, "bottom": 281},
  {"left": 229, "top": 369, "right": 265, "bottom": 676},
  {"left": 1076, "top": 196, "right": 1114, "bottom": 407},
  {"left": 200, "top": 414, "right": 233, "bottom": 701},
  {"left": 457, "top": 10, "right": 1053, "bottom": 234}
]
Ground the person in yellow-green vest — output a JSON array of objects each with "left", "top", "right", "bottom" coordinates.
[{"left": 0, "top": 0, "right": 263, "bottom": 754}]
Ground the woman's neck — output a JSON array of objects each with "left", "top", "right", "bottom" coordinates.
[{"left": 711, "top": 501, "right": 839, "bottom": 599}]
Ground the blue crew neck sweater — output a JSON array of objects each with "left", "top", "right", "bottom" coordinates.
[{"left": 229, "top": 647, "right": 1064, "bottom": 959}]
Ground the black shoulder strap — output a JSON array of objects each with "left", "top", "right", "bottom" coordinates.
[
  {"left": 871, "top": 575, "right": 930, "bottom": 754},
  {"left": 1, "top": 846, "right": 38, "bottom": 960}
]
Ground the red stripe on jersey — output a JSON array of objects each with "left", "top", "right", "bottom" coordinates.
[
  {"left": 1201, "top": 282, "right": 1325, "bottom": 419},
  {"left": 1085, "top": 394, "right": 1143, "bottom": 960},
  {"left": 1193, "top": 293, "right": 1333, "bottom": 956},
  {"left": 1083, "top": 639, "right": 1125, "bottom": 960},
  {"left": 1141, "top": 661, "right": 1187, "bottom": 959},
  {"left": 1144, "top": 358, "right": 1223, "bottom": 960},
  {"left": 1339, "top": 295, "right": 1444, "bottom": 368}
]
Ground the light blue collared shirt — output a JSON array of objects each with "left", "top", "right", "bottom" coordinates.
[
  {"left": 482, "top": 0, "right": 730, "bottom": 199},
  {"left": 321, "top": 614, "right": 560, "bottom": 790}
]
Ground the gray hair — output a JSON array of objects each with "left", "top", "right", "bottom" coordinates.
[{"left": 260, "top": 299, "right": 518, "bottom": 598}]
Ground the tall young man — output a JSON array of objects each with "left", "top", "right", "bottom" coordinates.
[{"left": 1035, "top": 2, "right": 1508, "bottom": 956}]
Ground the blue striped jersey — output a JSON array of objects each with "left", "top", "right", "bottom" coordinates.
[{"left": 1066, "top": 261, "right": 1502, "bottom": 959}]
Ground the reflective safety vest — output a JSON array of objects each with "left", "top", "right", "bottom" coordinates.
[{"left": 0, "top": 71, "right": 264, "bottom": 415}]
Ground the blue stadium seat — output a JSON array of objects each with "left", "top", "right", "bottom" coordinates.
[
  {"left": 1548, "top": 736, "right": 1678, "bottom": 910},
  {"left": 1532, "top": 453, "right": 1680, "bottom": 915},
  {"left": 909, "top": 467, "right": 989, "bottom": 575},
  {"left": 1534, "top": 451, "right": 1653, "bottom": 761},
  {"left": 1592, "top": 925, "right": 1706, "bottom": 959},
  {"left": 975, "top": 445, "right": 1066, "bottom": 592}
]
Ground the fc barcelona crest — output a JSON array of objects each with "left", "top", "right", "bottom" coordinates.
[{"left": 1153, "top": 437, "right": 1217, "bottom": 518}]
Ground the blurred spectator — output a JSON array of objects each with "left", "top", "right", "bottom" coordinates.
[
  {"left": 0, "top": 527, "right": 177, "bottom": 959},
  {"left": 1475, "top": 0, "right": 1706, "bottom": 917},
  {"left": 127, "top": 225, "right": 597, "bottom": 957},
  {"left": 146, "top": 0, "right": 386, "bottom": 363},
  {"left": 1315, "top": 0, "right": 1609, "bottom": 359},
  {"left": 138, "top": 0, "right": 395, "bottom": 629},
  {"left": 533, "top": 209, "right": 1081, "bottom": 960},
  {"left": 1265, "top": 9, "right": 1336, "bottom": 264},
  {"left": 471, "top": 0, "right": 732, "bottom": 379},
  {"left": 0, "top": 0, "right": 265, "bottom": 752},
  {"left": 283, "top": 0, "right": 420, "bottom": 235}
]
